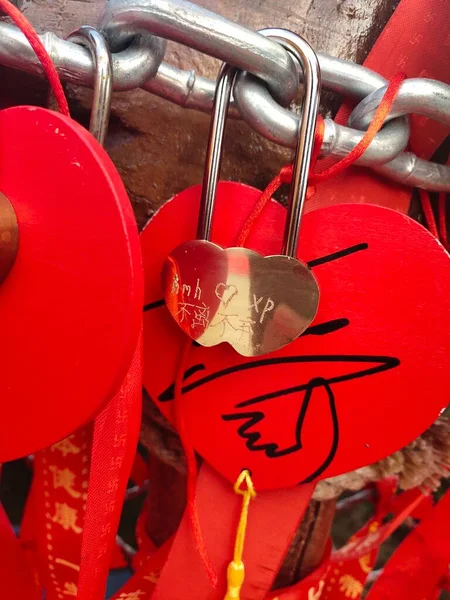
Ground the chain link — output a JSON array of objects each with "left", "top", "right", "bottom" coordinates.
[
  {"left": 349, "top": 78, "right": 450, "bottom": 130},
  {"left": 234, "top": 70, "right": 410, "bottom": 165},
  {"left": 99, "top": 0, "right": 300, "bottom": 106},
  {"left": 348, "top": 79, "right": 450, "bottom": 190},
  {"left": 0, "top": 21, "right": 166, "bottom": 90},
  {"left": 234, "top": 69, "right": 450, "bottom": 190},
  {"left": 0, "top": 0, "right": 449, "bottom": 190}
]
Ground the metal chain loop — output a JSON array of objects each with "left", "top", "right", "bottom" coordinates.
[
  {"left": 349, "top": 78, "right": 450, "bottom": 130},
  {"left": 234, "top": 70, "right": 410, "bottom": 165},
  {"left": 348, "top": 78, "right": 450, "bottom": 190},
  {"left": 234, "top": 69, "right": 450, "bottom": 190},
  {"left": 99, "top": 0, "right": 299, "bottom": 107},
  {"left": 374, "top": 153, "right": 450, "bottom": 192},
  {"left": 0, "top": 0, "right": 449, "bottom": 190},
  {"left": 0, "top": 21, "right": 166, "bottom": 91}
]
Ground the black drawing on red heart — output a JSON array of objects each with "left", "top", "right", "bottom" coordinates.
[
  {"left": 144, "top": 241, "right": 401, "bottom": 484},
  {"left": 153, "top": 351, "right": 399, "bottom": 483}
]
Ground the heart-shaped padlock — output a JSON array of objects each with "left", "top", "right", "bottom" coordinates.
[{"left": 161, "top": 32, "right": 321, "bottom": 357}]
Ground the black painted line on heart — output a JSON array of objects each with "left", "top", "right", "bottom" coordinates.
[
  {"left": 221, "top": 378, "right": 339, "bottom": 480},
  {"left": 222, "top": 377, "right": 332, "bottom": 457},
  {"left": 156, "top": 319, "right": 350, "bottom": 402},
  {"left": 143, "top": 299, "right": 165, "bottom": 312},
  {"left": 157, "top": 354, "right": 400, "bottom": 403},
  {"left": 142, "top": 243, "right": 369, "bottom": 312},
  {"left": 307, "top": 243, "right": 369, "bottom": 269},
  {"left": 299, "top": 379, "right": 339, "bottom": 483},
  {"left": 234, "top": 355, "right": 400, "bottom": 409},
  {"left": 304, "top": 318, "right": 349, "bottom": 336}
]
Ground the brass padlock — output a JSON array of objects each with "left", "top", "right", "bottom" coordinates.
[{"left": 162, "top": 29, "right": 321, "bottom": 357}]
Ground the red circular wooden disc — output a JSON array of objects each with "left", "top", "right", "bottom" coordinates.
[
  {"left": 142, "top": 182, "right": 450, "bottom": 491},
  {"left": 0, "top": 106, "right": 142, "bottom": 461}
]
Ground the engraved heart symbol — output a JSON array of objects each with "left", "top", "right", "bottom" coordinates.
[
  {"left": 161, "top": 239, "right": 319, "bottom": 356},
  {"left": 215, "top": 282, "right": 238, "bottom": 307}
]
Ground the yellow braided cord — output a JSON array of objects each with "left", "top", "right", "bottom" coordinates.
[{"left": 223, "top": 470, "right": 256, "bottom": 600}]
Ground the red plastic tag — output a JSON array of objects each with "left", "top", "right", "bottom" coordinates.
[
  {"left": 142, "top": 182, "right": 450, "bottom": 490},
  {"left": 152, "top": 464, "right": 315, "bottom": 600},
  {"left": 0, "top": 106, "right": 142, "bottom": 461}
]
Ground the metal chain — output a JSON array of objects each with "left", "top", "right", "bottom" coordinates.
[
  {"left": 99, "top": 0, "right": 300, "bottom": 106},
  {"left": 0, "top": 21, "right": 166, "bottom": 90},
  {"left": 99, "top": 0, "right": 450, "bottom": 191},
  {"left": 0, "top": 0, "right": 449, "bottom": 190},
  {"left": 234, "top": 70, "right": 450, "bottom": 191},
  {"left": 233, "top": 70, "right": 410, "bottom": 165},
  {"left": 350, "top": 79, "right": 450, "bottom": 130},
  {"left": 348, "top": 79, "right": 450, "bottom": 191}
]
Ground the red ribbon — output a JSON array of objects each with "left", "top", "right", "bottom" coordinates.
[
  {"left": 366, "top": 491, "right": 450, "bottom": 600},
  {"left": 76, "top": 333, "right": 143, "bottom": 600}
]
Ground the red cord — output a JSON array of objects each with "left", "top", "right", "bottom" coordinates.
[
  {"left": 173, "top": 340, "right": 219, "bottom": 587},
  {"left": 236, "top": 117, "right": 325, "bottom": 248},
  {"left": 310, "top": 72, "right": 406, "bottom": 183},
  {"left": 414, "top": 150, "right": 448, "bottom": 252},
  {"left": 419, "top": 189, "right": 449, "bottom": 251},
  {"left": 236, "top": 172, "right": 283, "bottom": 248},
  {"left": 0, "top": 0, "right": 69, "bottom": 116},
  {"left": 237, "top": 73, "right": 406, "bottom": 243},
  {"left": 419, "top": 189, "right": 440, "bottom": 240},
  {"left": 438, "top": 192, "right": 448, "bottom": 250}
]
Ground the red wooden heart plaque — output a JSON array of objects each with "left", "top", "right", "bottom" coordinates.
[
  {"left": 0, "top": 106, "right": 142, "bottom": 461},
  {"left": 142, "top": 181, "right": 450, "bottom": 490}
]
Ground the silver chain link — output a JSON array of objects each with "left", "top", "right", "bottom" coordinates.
[
  {"left": 0, "top": 21, "right": 166, "bottom": 90},
  {"left": 233, "top": 71, "right": 411, "bottom": 165},
  {"left": 0, "top": 0, "right": 449, "bottom": 191}
]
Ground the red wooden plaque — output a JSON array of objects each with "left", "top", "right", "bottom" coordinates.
[
  {"left": 0, "top": 106, "right": 143, "bottom": 460},
  {"left": 142, "top": 181, "right": 450, "bottom": 490}
]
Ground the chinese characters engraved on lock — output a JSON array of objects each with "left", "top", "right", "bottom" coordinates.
[{"left": 162, "top": 241, "right": 319, "bottom": 356}]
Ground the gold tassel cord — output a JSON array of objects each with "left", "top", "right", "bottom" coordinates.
[{"left": 224, "top": 470, "right": 256, "bottom": 600}]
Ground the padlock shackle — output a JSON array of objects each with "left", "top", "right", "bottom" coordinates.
[
  {"left": 197, "top": 63, "right": 236, "bottom": 240},
  {"left": 67, "top": 26, "right": 113, "bottom": 147},
  {"left": 197, "top": 29, "right": 321, "bottom": 258},
  {"left": 270, "top": 31, "right": 321, "bottom": 258}
]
